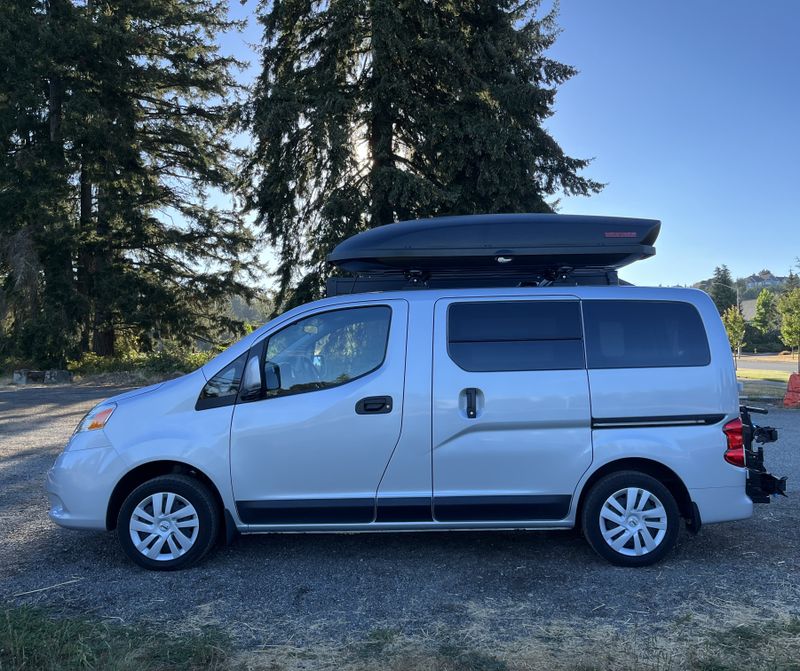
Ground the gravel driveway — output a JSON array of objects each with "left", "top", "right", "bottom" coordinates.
[{"left": 1, "top": 384, "right": 799, "bottom": 665}]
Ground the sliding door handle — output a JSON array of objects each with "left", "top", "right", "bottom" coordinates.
[
  {"left": 465, "top": 388, "right": 478, "bottom": 419},
  {"left": 355, "top": 396, "right": 393, "bottom": 414}
]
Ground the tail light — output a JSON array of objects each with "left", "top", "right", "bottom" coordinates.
[{"left": 723, "top": 418, "right": 745, "bottom": 467}]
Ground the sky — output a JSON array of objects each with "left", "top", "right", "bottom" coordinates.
[
  {"left": 545, "top": 1, "right": 800, "bottom": 286},
  {"left": 220, "top": 1, "right": 800, "bottom": 288}
]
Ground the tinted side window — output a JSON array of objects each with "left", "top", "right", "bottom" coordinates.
[
  {"left": 196, "top": 353, "right": 247, "bottom": 410},
  {"left": 583, "top": 300, "right": 710, "bottom": 369},
  {"left": 264, "top": 306, "right": 391, "bottom": 397},
  {"left": 448, "top": 301, "right": 584, "bottom": 372}
]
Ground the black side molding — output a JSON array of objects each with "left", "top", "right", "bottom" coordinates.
[
  {"left": 434, "top": 495, "right": 571, "bottom": 522},
  {"left": 236, "top": 495, "right": 572, "bottom": 525},
  {"left": 237, "top": 498, "right": 374, "bottom": 525},
  {"left": 376, "top": 497, "right": 433, "bottom": 522},
  {"left": 592, "top": 414, "right": 725, "bottom": 429}
]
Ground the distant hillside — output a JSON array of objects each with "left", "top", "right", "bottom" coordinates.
[{"left": 693, "top": 268, "right": 792, "bottom": 300}]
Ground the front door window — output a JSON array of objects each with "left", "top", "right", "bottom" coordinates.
[{"left": 262, "top": 306, "right": 391, "bottom": 397}]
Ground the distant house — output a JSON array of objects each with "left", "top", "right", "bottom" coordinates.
[{"left": 743, "top": 270, "right": 786, "bottom": 290}]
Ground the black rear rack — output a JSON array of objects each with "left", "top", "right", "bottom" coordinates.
[{"left": 741, "top": 405, "right": 787, "bottom": 502}]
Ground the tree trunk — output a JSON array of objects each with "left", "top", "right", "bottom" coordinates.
[
  {"left": 77, "top": 163, "right": 93, "bottom": 352},
  {"left": 368, "top": 0, "right": 394, "bottom": 228},
  {"left": 91, "top": 187, "right": 115, "bottom": 356}
]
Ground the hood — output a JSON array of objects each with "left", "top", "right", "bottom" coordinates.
[{"left": 98, "top": 374, "right": 190, "bottom": 406}]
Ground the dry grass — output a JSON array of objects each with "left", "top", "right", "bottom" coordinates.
[
  {"left": 234, "top": 605, "right": 800, "bottom": 671},
  {"left": 3, "top": 603, "right": 800, "bottom": 671}
]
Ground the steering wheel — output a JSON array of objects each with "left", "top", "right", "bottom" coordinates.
[{"left": 288, "top": 355, "right": 321, "bottom": 386}]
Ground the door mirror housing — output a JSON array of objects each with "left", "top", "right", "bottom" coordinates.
[
  {"left": 264, "top": 361, "right": 282, "bottom": 393},
  {"left": 240, "top": 355, "right": 263, "bottom": 400}
]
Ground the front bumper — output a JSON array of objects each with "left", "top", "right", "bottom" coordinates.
[{"left": 46, "top": 445, "right": 120, "bottom": 530}]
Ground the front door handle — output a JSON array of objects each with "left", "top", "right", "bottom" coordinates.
[{"left": 355, "top": 396, "right": 393, "bottom": 414}]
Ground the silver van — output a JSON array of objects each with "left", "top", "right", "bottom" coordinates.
[{"left": 47, "top": 214, "right": 786, "bottom": 570}]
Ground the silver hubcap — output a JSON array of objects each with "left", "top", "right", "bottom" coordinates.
[
  {"left": 599, "top": 487, "right": 668, "bottom": 557},
  {"left": 129, "top": 492, "right": 199, "bottom": 561}
]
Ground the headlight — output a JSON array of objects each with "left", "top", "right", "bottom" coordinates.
[{"left": 74, "top": 403, "right": 117, "bottom": 434}]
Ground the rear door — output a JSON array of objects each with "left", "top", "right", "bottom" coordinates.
[{"left": 432, "top": 296, "right": 592, "bottom": 522}]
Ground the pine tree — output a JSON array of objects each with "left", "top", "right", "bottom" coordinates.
[
  {"left": 0, "top": 0, "right": 84, "bottom": 364},
  {"left": 785, "top": 269, "right": 800, "bottom": 291},
  {"left": 1, "top": 0, "right": 257, "bottom": 363},
  {"left": 245, "top": 0, "right": 602, "bottom": 310},
  {"left": 708, "top": 265, "right": 738, "bottom": 314}
]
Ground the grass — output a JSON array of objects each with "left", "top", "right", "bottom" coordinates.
[
  {"left": 0, "top": 606, "right": 232, "bottom": 671},
  {"left": 736, "top": 368, "right": 792, "bottom": 383},
  {"left": 4, "top": 606, "right": 800, "bottom": 671},
  {"left": 241, "top": 613, "right": 800, "bottom": 671},
  {"left": 739, "top": 379, "right": 786, "bottom": 401}
]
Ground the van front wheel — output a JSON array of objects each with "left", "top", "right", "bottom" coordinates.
[
  {"left": 582, "top": 471, "right": 680, "bottom": 567},
  {"left": 117, "top": 474, "right": 219, "bottom": 570}
]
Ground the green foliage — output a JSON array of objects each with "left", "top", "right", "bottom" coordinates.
[
  {"left": 708, "top": 266, "right": 738, "bottom": 314},
  {"left": 786, "top": 269, "right": 800, "bottom": 291},
  {"left": 244, "top": 0, "right": 602, "bottom": 311},
  {"left": 743, "top": 323, "right": 784, "bottom": 353},
  {"left": 0, "top": 0, "right": 257, "bottom": 366},
  {"left": 777, "top": 288, "right": 800, "bottom": 372},
  {"left": 721, "top": 305, "right": 746, "bottom": 355},
  {"left": 0, "top": 606, "right": 230, "bottom": 670},
  {"left": 67, "top": 344, "right": 215, "bottom": 376},
  {"left": 751, "top": 288, "right": 779, "bottom": 335}
]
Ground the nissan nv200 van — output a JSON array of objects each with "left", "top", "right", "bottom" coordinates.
[{"left": 47, "top": 214, "right": 786, "bottom": 569}]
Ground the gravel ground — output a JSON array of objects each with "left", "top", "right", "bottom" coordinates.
[{"left": 1, "top": 383, "right": 799, "bottom": 660}]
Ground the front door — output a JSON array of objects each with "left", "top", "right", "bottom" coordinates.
[
  {"left": 230, "top": 300, "right": 407, "bottom": 525},
  {"left": 432, "top": 296, "right": 592, "bottom": 522}
]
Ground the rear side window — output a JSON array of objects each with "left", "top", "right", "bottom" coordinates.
[
  {"left": 447, "top": 301, "right": 584, "bottom": 372},
  {"left": 583, "top": 300, "right": 710, "bottom": 369}
]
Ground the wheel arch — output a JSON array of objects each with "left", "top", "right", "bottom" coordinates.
[
  {"left": 574, "top": 458, "right": 693, "bottom": 529},
  {"left": 106, "top": 460, "right": 226, "bottom": 534}
]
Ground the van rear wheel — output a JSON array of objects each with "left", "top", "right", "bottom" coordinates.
[
  {"left": 582, "top": 471, "right": 680, "bottom": 567},
  {"left": 117, "top": 474, "right": 219, "bottom": 570}
]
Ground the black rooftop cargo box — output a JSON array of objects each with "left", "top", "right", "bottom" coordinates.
[{"left": 326, "top": 213, "right": 660, "bottom": 296}]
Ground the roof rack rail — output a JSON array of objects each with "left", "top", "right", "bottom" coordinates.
[
  {"left": 326, "top": 267, "right": 627, "bottom": 297},
  {"left": 326, "top": 213, "right": 658, "bottom": 297}
]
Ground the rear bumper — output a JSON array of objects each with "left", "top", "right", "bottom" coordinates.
[{"left": 689, "top": 485, "right": 753, "bottom": 524}]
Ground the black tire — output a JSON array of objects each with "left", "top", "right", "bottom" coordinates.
[
  {"left": 581, "top": 470, "right": 680, "bottom": 567},
  {"left": 117, "top": 474, "right": 219, "bottom": 571}
]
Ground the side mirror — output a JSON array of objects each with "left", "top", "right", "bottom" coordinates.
[
  {"left": 239, "top": 355, "right": 263, "bottom": 400},
  {"left": 264, "top": 361, "right": 282, "bottom": 392}
]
